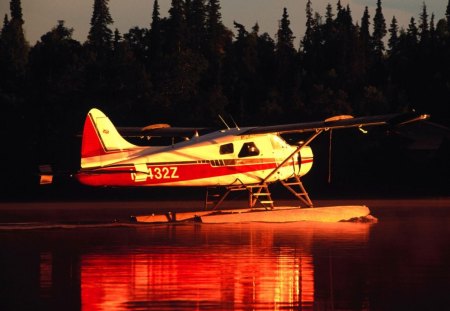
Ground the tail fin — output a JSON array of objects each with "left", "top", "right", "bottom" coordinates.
[{"left": 81, "top": 108, "right": 136, "bottom": 168}]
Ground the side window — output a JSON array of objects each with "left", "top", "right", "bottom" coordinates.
[
  {"left": 238, "top": 142, "right": 260, "bottom": 158},
  {"left": 220, "top": 143, "right": 234, "bottom": 155}
]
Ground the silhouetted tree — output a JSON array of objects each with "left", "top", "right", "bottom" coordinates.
[
  {"left": 185, "top": 0, "right": 207, "bottom": 52},
  {"left": 29, "top": 21, "right": 82, "bottom": 90},
  {"left": 360, "top": 6, "right": 372, "bottom": 77},
  {"left": 407, "top": 17, "right": 419, "bottom": 45},
  {"left": 429, "top": 13, "right": 436, "bottom": 39},
  {"left": 325, "top": 3, "right": 334, "bottom": 25},
  {"left": 28, "top": 20, "right": 84, "bottom": 165},
  {"left": 165, "top": 0, "right": 185, "bottom": 54},
  {"left": 275, "top": 7, "right": 303, "bottom": 121},
  {"left": 418, "top": 3, "right": 430, "bottom": 43},
  {"left": 301, "top": 0, "right": 314, "bottom": 54},
  {"left": 276, "top": 8, "right": 295, "bottom": 55},
  {"left": 201, "top": 0, "right": 232, "bottom": 119},
  {"left": 148, "top": 0, "right": 163, "bottom": 62},
  {"left": 205, "top": 0, "right": 231, "bottom": 59},
  {"left": 360, "top": 6, "right": 371, "bottom": 45},
  {"left": 0, "top": 0, "right": 29, "bottom": 91},
  {"left": 336, "top": 0, "right": 343, "bottom": 14},
  {"left": 372, "top": 0, "right": 386, "bottom": 57},
  {"left": 388, "top": 16, "right": 399, "bottom": 54},
  {"left": 87, "top": 0, "right": 114, "bottom": 52},
  {"left": 124, "top": 26, "right": 148, "bottom": 63}
]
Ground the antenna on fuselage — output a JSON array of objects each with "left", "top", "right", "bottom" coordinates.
[
  {"left": 218, "top": 114, "right": 230, "bottom": 130},
  {"left": 229, "top": 114, "right": 240, "bottom": 130}
]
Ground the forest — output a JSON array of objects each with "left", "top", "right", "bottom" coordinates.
[{"left": 1, "top": 0, "right": 449, "bottom": 198}]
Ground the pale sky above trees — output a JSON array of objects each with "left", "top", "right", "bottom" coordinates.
[{"left": 0, "top": 0, "right": 445, "bottom": 45}]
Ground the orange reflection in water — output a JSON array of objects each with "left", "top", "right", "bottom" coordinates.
[
  {"left": 78, "top": 222, "right": 369, "bottom": 310},
  {"left": 81, "top": 249, "right": 314, "bottom": 310}
]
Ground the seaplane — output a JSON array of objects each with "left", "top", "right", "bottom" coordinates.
[{"left": 47, "top": 108, "right": 429, "bottom": 223}]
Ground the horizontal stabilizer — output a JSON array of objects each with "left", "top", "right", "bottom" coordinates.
[{"left": 39, "top": 165, "right": 53, "bottom": 185}]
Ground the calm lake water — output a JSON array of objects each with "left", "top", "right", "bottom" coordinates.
[{"left": 0, "top": 199, "right": 449, "bottom": 310}]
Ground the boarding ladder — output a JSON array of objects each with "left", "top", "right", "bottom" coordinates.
[
  {"left": 247, "top": 184, "right": 274, "bottom": 209},
  {"left": 205, "top": 183, "right": 274, "bottom": 210},
  {"left": 280, "top": 175, "right": 313, "bottom": 208},
  {"left": 204, "top": 187, "right": 225, "bottom": 210}
]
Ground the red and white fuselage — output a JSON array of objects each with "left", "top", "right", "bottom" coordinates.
[{"left": 76, "top": 109, "right": 313, "bottom": 187}]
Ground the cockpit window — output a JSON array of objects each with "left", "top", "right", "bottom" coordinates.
[
  {"left": 238, "top": 142, "right": 260, "bottom": 158},
  {"left": 220, "top": 143, "right": 234, "bottom": 155}
]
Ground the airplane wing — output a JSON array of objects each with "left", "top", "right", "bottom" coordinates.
[
  {"left": 117, "top": 112, "right": 429, "bottom": 138},
  {"left": 240, "top": 112, "right": 430, "bottom": 135}
]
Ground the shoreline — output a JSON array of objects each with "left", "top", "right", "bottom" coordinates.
[{"left": 0, "top": 197, "right": 449, "bottom": 224}]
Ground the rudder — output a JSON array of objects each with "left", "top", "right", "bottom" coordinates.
[{"left": 81, "top": 108, "right": 136, "bottom": 168}]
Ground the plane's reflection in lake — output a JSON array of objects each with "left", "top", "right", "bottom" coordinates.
[
  {"left": 0, "top": 222, "right": 372, "bottom": 310},
  {"left": 80, "top": 223, "right": 370, "bottom": 311},
  {"left": 1, "top": 199, "right": 450, "bottom": 311}
]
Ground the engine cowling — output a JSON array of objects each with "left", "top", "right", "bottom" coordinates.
[{"left": 298, "top": 146, "right": 313, "bottom": 177}]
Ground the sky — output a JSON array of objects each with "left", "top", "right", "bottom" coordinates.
[{"left": 0, "top": 0, "right": 447, "bottom": 46}]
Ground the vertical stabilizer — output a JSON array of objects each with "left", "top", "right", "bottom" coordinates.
[{"left": 81, "top": 108, "right": 136, "bottom": 168}]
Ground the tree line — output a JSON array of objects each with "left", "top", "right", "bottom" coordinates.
[{"left": 0, "top": 0, "right": 449, "bottom": 195}]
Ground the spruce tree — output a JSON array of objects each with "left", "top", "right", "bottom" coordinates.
[
  {"left": 301, "top": 0, "right": 314, "bottom": 53},
  {"left": 360, "top": 6, "right": 372, "bottom": 78},
  {"left": 0, "top": 0, "right": 29, "bottom": 90},
  {"left": 418, "top": 3, "right": 429, "bottom": 43},
  {"left": 124, "top": 27, "right": 148, "bottom": 62},
  {"left": 407, "top": 17, "right": 418, "bottom": 44},
  {"left": 206, "top": 0, "right": 231, "bottom": 57},
  {"left": 1, "top": 14, "right": 9, "bottom": 37},
  {"left": 276, "top": 7, "right": 295, "bottom": 54},
  {"left": 388, "top": 16, "right": 399, "bottom": 53},
  {"left": 325, "top": 3, "right": 334, "bottom": 25},
  {"left": 149, "top": 0, "right": 163, "bottom": 63},
  {"left": 429, "top": 13, "right": 435, "bottom": 39},
  {"left": 360, "top": 6, "right": 371, "bottom": 46},
  {"left": 166, "top": 0, "right": 185, "bottom": 54},
  {"left": 275, "top": 8, "right": 297, "bottom": 119},
  {"left": 151, "top": 0, "right": 161, "bottom": 33},
  {"left": 10, "top": 0, "right": 23, "bottom": 22},
  {"left": 29, "top": 20, "right": 82, "bottom": 94},
  {"left": 186, "top": 0, "right": 207, "bottom": 52},
  {"left": 87, "top": 0, "right": 114, "bottom": 51},
  {"left": 204, "top": 0, "right": 232, "bottom": 98},
  {"left": 372, "top": 0, "right": 386, "bottom": 56},
  {"left": 337, "top": 0, "right": 343, "bottom": 14}
]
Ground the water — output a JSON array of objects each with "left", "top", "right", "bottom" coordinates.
[{"left": 0, "top": 199, "right": 449, "bottom": 310}]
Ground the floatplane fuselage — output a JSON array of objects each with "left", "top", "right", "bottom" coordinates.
[{"left": 76, "top": 109, "right": 313, "bottom": 189}]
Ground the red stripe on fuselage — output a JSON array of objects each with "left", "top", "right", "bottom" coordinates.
[{"left": 76, "top": 158, "right": 313, "bottom": 187}]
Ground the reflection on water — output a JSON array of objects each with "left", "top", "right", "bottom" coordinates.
[
  {"left": 79, "top": 224, "right": 325, "bottom": 310},
  {"left": 2, "top": 199, "right": 450, "bottom": 311},
  {"left": 80, "top": 247, "right": 312, "bottom": 310},
  {"left": 0, "top": 222, "right": 371, "bottom": 310}
]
